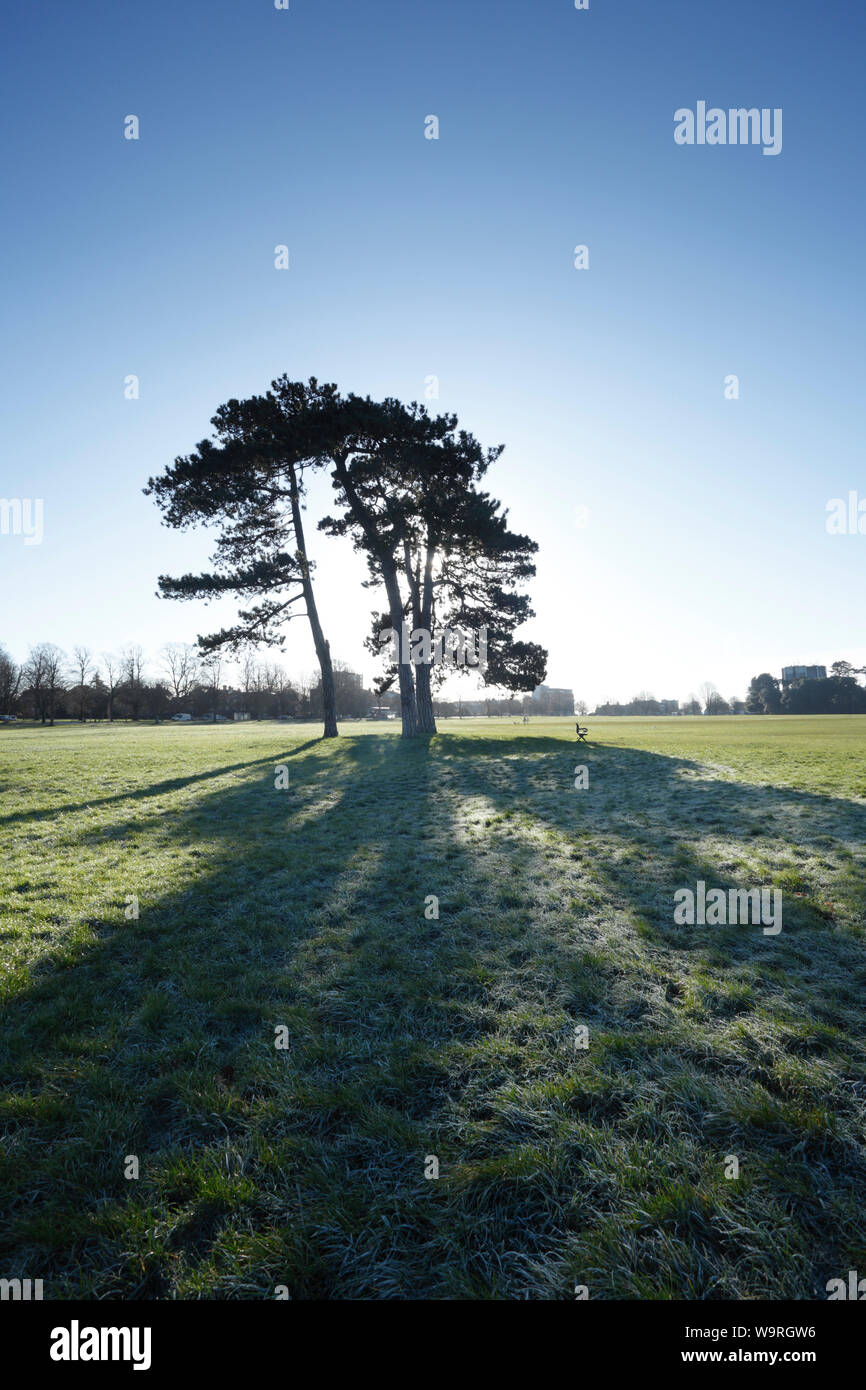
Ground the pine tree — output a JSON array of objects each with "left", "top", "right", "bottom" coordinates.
[{"left": 144, "top": 379, "right": 340, "bottom": 738}]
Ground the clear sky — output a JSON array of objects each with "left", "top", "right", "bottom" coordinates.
[{"left": 2, "top": 0, "right": 864, "bottom": 707}]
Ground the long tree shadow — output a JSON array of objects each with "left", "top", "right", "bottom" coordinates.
[
  {"left": 407, "top": 734, "right": 866, "bottom": 1295},
  {"left": 2, "top": 732, "right": 866, "bottom": 1300},
  {"left": 0, "top": 740, "right": 326, "bottom": 830}
]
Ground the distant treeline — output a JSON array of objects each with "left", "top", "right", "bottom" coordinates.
[
  {"left": 592, "top": 664, "right": 866, "bottom": 718},
  {"left": 747, "top": 665, "right": 866, "bottom": 715},
  {"left": 0, "top": 641, "right": 559, "bottom": 726},
  {"left": 592, "top": 687, "right": 744, "bottom": 716},
  {"left": 0, "top": 642, "right": 385, "bottom": 725}
]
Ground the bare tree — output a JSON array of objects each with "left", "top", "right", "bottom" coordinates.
[
  {"left": 240, "top": 653, "right": 257, "bottom": 700},
  {"left": 698, "top": 681, "right": 719, "bottom": 714},
  {"left": 0, "top": 646, "right": 21, "bottom": 716},
  {"left": 23, "top": 646, "right": 46, "bottom": 721},
  {"left": 273, "top": 665, "right": 297, "bottom": 718},
  {"left": 200, "top": 655, "right": 222, "bottom": 722},
  {"left": 161, "top": 643, "right": 199, "bottom": 705},
  {"left": 43, "top": 645, "right": 65, "bottom": 725},
  {"left": 23, "top": 643, "right": 65, "bottom": 725},
  {"left": 101, "top": 653, "right": 121, "bottom": 722},
  {"left": 121, "top": 645, "right": 146, "bottom": 720},
  {"left": 70, "top": 646, "right": 94, "bottom": 721}
]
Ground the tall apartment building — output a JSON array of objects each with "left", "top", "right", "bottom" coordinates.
[{"left": 781, "top": 665, "right": 827, "bottom": 684}]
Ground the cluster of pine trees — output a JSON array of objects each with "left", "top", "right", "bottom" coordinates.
[{"left": 146, "top": 377, "right": 548, "bottom": 738}]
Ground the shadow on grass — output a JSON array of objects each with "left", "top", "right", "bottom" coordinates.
[
  {"left": 0, "top": 741, "right": 328, "bottom": 830},
  {"left": 2, "top": 732, "right": 866, "bottom": 1299}
]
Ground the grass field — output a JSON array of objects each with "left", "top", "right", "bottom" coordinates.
[{"left": 2, "top": 715, "right": 866, "bottom": 1299}]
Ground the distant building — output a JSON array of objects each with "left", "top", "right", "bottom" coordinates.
[
  {"left": 233, "top": 711, "right": 251, "bottom": 721},
  {"left": 781, "top": 665, "right": 827, "bottom": 684},
  {"left": 659, "top": 699, "right": 679, "bottom": 715},
  {"left": 530, "top": 684, "right": 575, "bottom": 715}
]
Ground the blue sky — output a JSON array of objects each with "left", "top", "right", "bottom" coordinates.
[{"left": 2, "top": 0, "right": 864, "bottom": 706}]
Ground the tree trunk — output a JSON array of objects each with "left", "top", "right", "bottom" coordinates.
[
  {"left": 383, "top": 565, "right": 418, "bottom": 737},
  {"left": 288, "top": 472, "right": 338, "bottom": 738},
  {"left": 331, "top": 453, "right": 418, "bottom": 736},
  {"left": 414, "top": 534, "right": 437, "bottom": 735},
  {"left": 316, "top": 634, "right": 338, "bottom": 739},
  {"left": 415, "top": 661, "right": 436, "bottom": 734}
]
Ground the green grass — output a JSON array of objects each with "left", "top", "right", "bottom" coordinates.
[{"left": 1, "top": 714, "right": 866, "bottom": 1299}]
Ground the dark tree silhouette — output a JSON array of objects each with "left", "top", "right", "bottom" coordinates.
[
  {"left": 319, "top": 391, "right": 547, "bottom": 736},
  {"left": 144, "top": 380, "right": 341, "bottom": 738},
  {"left": 147, "top": 377, "right": 547, "bottom": 740}
]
